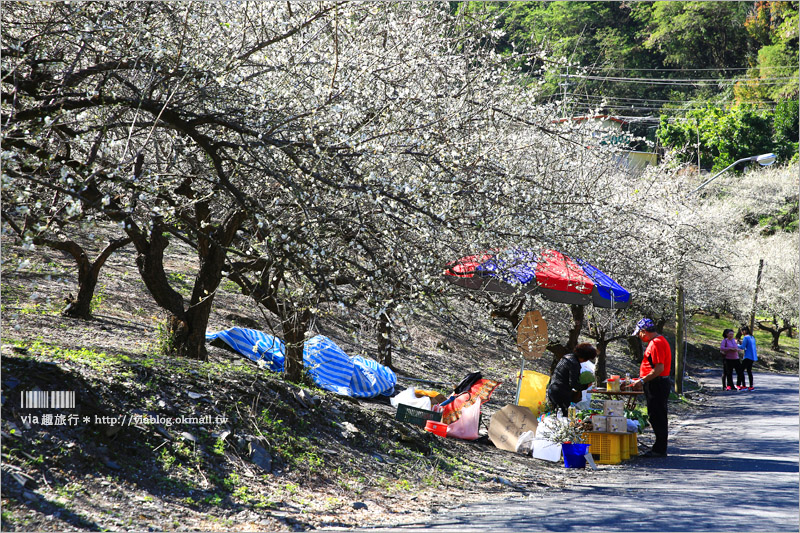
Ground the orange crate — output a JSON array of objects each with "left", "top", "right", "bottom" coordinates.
[
  {"left": 628, "top": 432, "right": 638, "bottom": 457},
  {"left": 584, "top": 432, "right": 623, "bottom": 464}
]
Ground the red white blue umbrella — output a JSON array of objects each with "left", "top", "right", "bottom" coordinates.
[{"left": 443, "top": 248, "right": 630, "bottom": 309}]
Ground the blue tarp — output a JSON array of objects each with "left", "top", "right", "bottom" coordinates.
[{"left": 205, "top": 328, "right": 396, "bottom": 398}]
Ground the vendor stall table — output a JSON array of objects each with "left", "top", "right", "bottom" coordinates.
[{"left": 588, "top": 388, "right": 643, "bottom": 410}]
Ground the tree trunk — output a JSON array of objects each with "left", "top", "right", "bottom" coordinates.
[
  {"left": 62, "top": 237, "right": 132, "bottom": 319},
  {"left": 283, "top": 309, "right": 311, "bottom": 383},
  {"left": 756, "top": 318, "right": 788, "bottom": 352},
  {"left": 377, "top": 306, "right": 394, "bottom": 368},
  {"left": 0, "top": 213, "right": 132, "bottom": 321},
  {"left": 548, "top": 304, "right": 584, "bottom": 374},
  {"left": 489, "top": 296, "right": 526, "bottom": 335},
  {"left": 62, "top": 247, "right": 94, "bottom": 319},
  {"left": 227, "top": 258, "right": 315, "bottom": 379},
  {"left": 595, "top": 338, "right": 610, "bottom": 384},
  {"left": 770, "top": 330, "right": 781, "bottom": 351},
  {"left": 627, "top": 335, "right": 643, "bottom": 366},
  {"left": 749, "top": 259, "right": 764, "bottom": 334},
  {"left": 129, "top": 207, "right": 245, "bottom": 361},
  {"left": 783, "top": 319, "right": 794, "bottom": 339}
]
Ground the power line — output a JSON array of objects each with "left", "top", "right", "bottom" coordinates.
[
  {"left": 568, "top": 102, "right": 778, "bottom": 113},
  {"left": 562, "top": 74, "right": 796, "bottom": 85},
  {"left": 564, "top": 92, "right": 788, "bottom": 105},
  {"left": 566, "top": 98, "right": 778, "bottom": 111},
  {"left": 576, "top": 66, "right": 798, "bottom": 72}
]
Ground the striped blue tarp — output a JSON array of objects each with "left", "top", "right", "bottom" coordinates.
[
  {"left": 205, "top": 327, "right": 286, "bottom": 372},
  {"left": 205, "top": 328, "right": 396, "bottom": 398},
  {"left": 302, "top": 334, "right": 355, "bottom": 396}
]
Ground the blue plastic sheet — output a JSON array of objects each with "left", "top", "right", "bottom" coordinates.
[{"left": 205, "top": 328, "right": 396, "bottom": 398}]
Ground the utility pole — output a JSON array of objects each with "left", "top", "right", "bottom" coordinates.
[
  {"left": 749, "top": 259, "right": 764, "bottom": 333},
  {"left": 696, "top": 117, "right": 701, "bottom": 175},
  {"left": 674, "top": 284, "right": 685, "bottom": 394},
  {"left": 559, "top": 67, "right": 570, "bottom": 119}
]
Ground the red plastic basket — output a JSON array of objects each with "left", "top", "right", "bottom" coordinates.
[{"left": 425, "top": 420, "right": 448, "bottom": 437}]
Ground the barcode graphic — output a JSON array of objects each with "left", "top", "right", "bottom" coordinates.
[{"left": 20, "top": 391, "right": 75, "bottom": 409}]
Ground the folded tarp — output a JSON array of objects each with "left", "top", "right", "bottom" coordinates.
[
  {"left": 206, "top": 327, "right": 286, "bottom": 372},
  {"left": 205, "top": 328, "right": 396, "bottom": 398}
]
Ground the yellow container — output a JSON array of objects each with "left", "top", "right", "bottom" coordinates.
[
  {"left": 628, "top": 432, "right": 639, "bottom": 457},
  {"left": 583, "top": 432, "right": 623, "bottom": 464},
  {"left": 620, "top": 432, "right": 630, "bottom": 460}
]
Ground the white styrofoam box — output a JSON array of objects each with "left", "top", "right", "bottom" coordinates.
[
  {"left": 603, "top": 400, "right": 624, "bottom": 417},
  {"left": 591, "top": 415, "right": 608, "bottom": 432},
  {"left": 608, "top": 416, "right": 627, "bottom": 433}
]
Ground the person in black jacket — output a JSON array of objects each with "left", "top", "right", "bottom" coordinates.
[{"left": 546, "top": 343, "right": 597, "bottom": 416}]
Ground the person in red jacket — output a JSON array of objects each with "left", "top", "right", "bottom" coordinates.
[{"left": 631, "top": 318, "right": 672, "bottom": 458}]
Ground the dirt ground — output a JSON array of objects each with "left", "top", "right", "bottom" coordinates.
[{"left": 2, "top": 228, "right": 795, "bottom": 531}]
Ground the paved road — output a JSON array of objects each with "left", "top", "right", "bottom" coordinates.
[{"left": 368, "top": 370, "right": 799, "bottom": 532}]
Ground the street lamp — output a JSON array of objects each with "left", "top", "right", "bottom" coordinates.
[
  {"left": 689, "top": 153, "right": 777, "bottom": 195},
  {"left": 678, "top": 152, "right": 775, "bottom": 392}
]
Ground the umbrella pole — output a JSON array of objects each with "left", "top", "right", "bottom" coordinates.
[{"left": 515, "top": 358, "right": 525, "bottom": 405}]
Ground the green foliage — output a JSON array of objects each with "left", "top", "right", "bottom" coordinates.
[
  {"left": 773, "top": 100, "right": 799, "bottom": 160},
  {"left": 688, "top": 312, "right": 799, "bottom": 359},
  {"left": 158, "top": 447, "right": 177, "bottom": 471},
  {"left": 14, "top": 339, "right": 114, "bottom": 371},
  {"left": 740, "top": 2, "right": 799, "bottom": 101},
  {"left": 657, "top": 104, "right": 796, "bottom": 171},
  {"left": 90, "top": 283, "right": 107, "bottom": 314},
  {"left": 155, "top": 320, "right": 176, "bottom": 355},
  {"left": 744, "top": 195, "right": 800, "bottom": 235},
  {"left": 258, "top": 407, "right": 325, "bottom": 473},
  {"left": 624, "top": 405, "right": 649, "bottom": 433},
  {"left": 635, "top": 2, "right": 751, "bottom": 71},
  {"left": 475, "top": 1, "right": 798, "bottom": 123},
  {"left": 464, "top": 1, "right": 661, "bottom": 102},
  {"left": 211, "top": 437, "right": 226, "bottom": 456}
]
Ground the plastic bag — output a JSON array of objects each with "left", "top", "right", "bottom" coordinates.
[
  {"left": 515, "top": 430, "right": 536, "bottom": 455},
  {"left": 446, "top": 396, "right": 481, "bottom": 440},
  {"left": 517, "top": 370, "right": 550, "bottom": 418},
  {"left": 390, "top": 387, "right": 431, "bottom": 410}
]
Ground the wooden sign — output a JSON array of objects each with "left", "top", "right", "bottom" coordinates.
[{"left": 516, "top": 310, "right": 548, "bottom": 360}]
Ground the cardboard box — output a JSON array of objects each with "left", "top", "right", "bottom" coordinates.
[
  {"left": 489, "top": 404, "right": 539, "bottom": 452},
  {"left": 591, "top": 415, "right": 608, "bottom": 432},
  {"left": 607, "top": 416, "right": 627, "bottom": 433},
  {"left": 604, "top": 400, "right": 624, "bottom": 417}
]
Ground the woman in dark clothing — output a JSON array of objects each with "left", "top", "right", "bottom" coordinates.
[{"left": 546, "top": 343, "right": 597, "bottom": 416}]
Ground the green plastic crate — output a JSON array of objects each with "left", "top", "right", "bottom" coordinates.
[{"left": 395, "top": 403, "right": 442, "bottom": 427}]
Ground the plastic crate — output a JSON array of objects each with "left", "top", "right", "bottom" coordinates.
[
  {"left": 628, "top": 432, "right": 638, "bottom": 457},
  {"left": 395, "top": 403, "right": 442, "bottom": 427},
  {"left": 584, "top": 432, "right": 623, "bottom": 464},
  {"left": 620, "top": 432, "right": 630, "bottom": 460}
]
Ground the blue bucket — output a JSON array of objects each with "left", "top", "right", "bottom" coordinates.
[{"left": 562, "top": 442, "right": 590, "bottom": 468}]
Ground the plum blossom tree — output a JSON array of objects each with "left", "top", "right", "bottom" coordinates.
[{"left": 5, "top": 1, "right": 743, "bottom": 384}]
